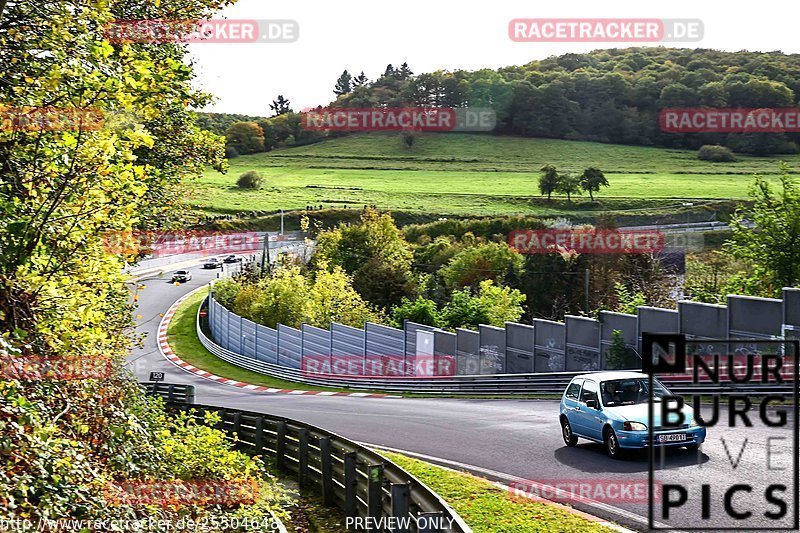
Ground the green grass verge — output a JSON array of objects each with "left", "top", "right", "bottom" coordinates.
[
  {"left": 166, "top": 289, "right": 359, "bottom": 393},
  {"left": 382, "top": 451, "right": 613, "bottom": 532},
  {"left": 195, "top": 133, "right": 797, "bottom": 217}
]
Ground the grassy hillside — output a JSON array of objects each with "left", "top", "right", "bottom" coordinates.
[{"left": 195, "top": 133, "right": 799, "bottom": 217}]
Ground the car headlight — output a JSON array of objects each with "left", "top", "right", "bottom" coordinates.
[{"left": 623, "top": 421, "right": 647, "bottom": 431}]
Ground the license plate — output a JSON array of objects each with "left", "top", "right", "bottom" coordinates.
[{"left": 657, "top": 433, "right": 687, "bottom": 443}]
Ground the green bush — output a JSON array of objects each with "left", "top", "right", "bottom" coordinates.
[
  {"left": 237, "top": 170, "right": 264, "bottom": 189},
  {"left": 697, "top": 145, "right": 736, "bottom": 162},
  {"left": 225, "top": 145, "right": 239, "bottom": 159}
]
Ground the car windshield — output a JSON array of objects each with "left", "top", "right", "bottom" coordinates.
[
  {"left": 599, "top": 378, "right": 670, "bottom": 406},
  {"left": 176, "top": 271, "right": 187, "bottom": 274}
]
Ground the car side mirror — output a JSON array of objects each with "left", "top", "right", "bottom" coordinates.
[{"left": 585, "top": 399, "right": 597, "bottom": 409}]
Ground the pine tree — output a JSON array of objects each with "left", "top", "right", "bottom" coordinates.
[
  {"left": 398, "top": 62, "right": 413, "bottom": 79},
  {"left": 334, "top": 70, "right": 352, "bottom": 96},
  {"left": 269, "top": 95, "right": 292, "bottom": 116},
  {"left": 352, "top": 71, "right": 369, "bottom": 88}
]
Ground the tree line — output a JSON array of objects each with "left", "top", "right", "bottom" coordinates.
[
  {"left": 209, "top": 48, "right": 800, "bottom": 157},
  {"left": 330, "top": 49, "right": 800, "bottom": 154}
]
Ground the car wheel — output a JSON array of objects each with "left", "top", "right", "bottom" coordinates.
[
  {"left": 604, "top": 427, "right": 624, "bottom": 459},
  {"left": 561, "top": 417, "right": 578, "bottom": 447}
]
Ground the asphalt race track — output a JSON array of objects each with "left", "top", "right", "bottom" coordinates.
[{"left": 127, "top": 260, "right": 798, "bottom": 532}]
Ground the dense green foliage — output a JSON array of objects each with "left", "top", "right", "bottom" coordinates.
[
  {"left": 698, "top": 145, "right": 736, "bottom": 162},
  {"left": 727, "top": 166, "right": 800, "bottom": 294},
  {"left": 314, "top": 209, "right": 416, "bottom": 309},
  {"left": 237, "top": 170, "right": 264, "bottom": 189},
  {"left": 225, "top": 122, "right": 265, "bottom": 155},
  {"left": 213, "top": 264, "right": 379, "bottom": 329},
  {"left": 196, "top": 112, "right": 267, "bottom": 135},
  {"left": 0, "top": 0, "right": 291, "bottom": 528},
  {"left": 333, "top": 48, "right": 800, "bottom": 154}
]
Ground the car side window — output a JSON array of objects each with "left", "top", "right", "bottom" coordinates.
[
  {"left": 580, "top": 380, "right": 598, "bottom": 404},
  {"left": 565, "top": 380, "right": 582, "bottom": 399}
]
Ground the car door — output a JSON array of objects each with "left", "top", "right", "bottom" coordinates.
[
  {"left": 562, "top": 378, "right": 583, "bottom": 432},
  {"left": 574, "top": 379, "right": 604, "bottom": 441}
]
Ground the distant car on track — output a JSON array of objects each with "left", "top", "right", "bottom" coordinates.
[
  {"left": 559, "top": 371, "right": 706, "bottom": 458},
  {"left": 203, "top": 257, "right": 221, "bottom": 269},
  {"left": 171, "top": 270, "right": 192, "bottom": 283},
  {"left": 222, "top": 255, "right": 242, "bottom": 264}
]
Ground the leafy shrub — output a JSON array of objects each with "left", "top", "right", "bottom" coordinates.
[
  {"left": 212, "top": 278, "right": 242, "bottom": 308},
  {"left": 237, "top": 171, "right": 264, "bottom": 189},
  {"left": 389, "top": 296, "right": 441, "bottom": 328},
  {"left": 225, "top": 145, "right": 239, "bottom": 159},
  {"left": 697, "top": 145, "right": 735, "bottom": 162}
]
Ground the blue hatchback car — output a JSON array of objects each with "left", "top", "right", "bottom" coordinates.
[{"left": 559, "top": 371, "right": 706, "bottom": 458}]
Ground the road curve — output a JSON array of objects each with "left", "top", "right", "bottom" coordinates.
[{"left": 127, "top": 261, "right": 797, "bottom": 533}]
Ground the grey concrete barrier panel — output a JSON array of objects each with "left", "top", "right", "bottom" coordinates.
[
  {"left": 456, "top": 328, "right": 480, "bottom": 375},
  {"left": 565, "top": 315, "right": 600, "bottom": 372},
  {"left": 784, "top": 288, "right": 800, "bottom": 340},
  {"left": 505, "top": 322, "right": 534, "bottom": 374},
  {"left": 405, "top": 321, "right": 436, "bottom": 357},
  {"left": 434, "top": 330, "right": 457, "bottom": 376},
  {"left": 241, "top": 317, "right": 258, "bottom": 359},
  {"left": 255, "top": 324, "right": 278, "bottom": 364},
  {"left": 598, "top": 311, "right": 638, "bottom": 370},
  {"left": 277, "top": 324, "right": 302, "bottom": 369},
  {"left": 533, "top": 319, "right": 566, "bottom": 373},
  {"left": 302, "top": 323, "right": 331, "bottom": 357},
  {"left": 331, "top": 322, "right": 365, "bottom": 374},
  {"left": 637, "top": 306, "right": 679, "bottom": 354},
  {"left": 366, "top": 322, "right": 406, "bottom": 376},
  {"left": 479, "top": 325, "right": 506, "bottom": 375},
  {"left": 678, "top": 300, "right": 728, "bottom": 357},
  {"left": 728, "top": 294, "right": 783, "bottom": 339}
]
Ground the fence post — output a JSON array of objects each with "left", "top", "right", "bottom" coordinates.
[
  {"left": 319, "top": 437, "right": 334, "bottom": 506},
  {"left": 390, "top": 483, "right": 411, "bottom": 533},
  {"left": 231, "top": 412, "right": 242, "bottom": 449},
  {"left": 368, "top": 463, "right": 384, "bottom": 524},
  {"left": 185, "top": 385, "right": 195, "bottom": 405},
  {"left": 226, "top": 305, "right": 231, "bottom": 349},
  {"left": 248, "top": 416, "right": 263, "bottom": 456},
  {"left": 344, "top": 452, "right": 358, "bottom": 522},
  {"left": 276, "top": 420, "right": 287, "bottom": 472},
  {"left": 298, "top": 428, "right": 309, "bottom": 488},
  {"left": 167, "top": 384, "right": 175, "bottom": 402},
  {"left": 254, "top": 321, "right": 259, "bottom": 361},
  {"left": 417, "top": 511, "right": 444, "bottom": 533}
]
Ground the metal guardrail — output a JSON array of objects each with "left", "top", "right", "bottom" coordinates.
[
  {"left": 140, "top": 382, "right": 196, "bottom": 403},
  {"left": 196, "top": 298, "right": 796, "bottom": 396},
  {"left": 142, "top": 385, "right": 470, "bottom": 532}
]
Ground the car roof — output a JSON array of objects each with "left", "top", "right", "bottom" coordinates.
[{"left": 571, "top": 371, "right": 648, "bottom": 382}]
